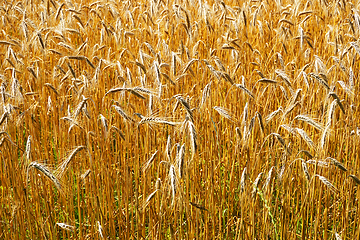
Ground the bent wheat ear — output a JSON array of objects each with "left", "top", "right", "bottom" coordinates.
[
  {"left": 293, "top": 115, "right": 324, "bottom": 131},
  {"left": 349, "top": 175, "right": 360, "bottom": 185},
  {"left": 316, "top": 174, "right": 338, "bottom": 193},
  {"left": 142, "top": 150, "right": 158, "bottom": 172},
  {"left": 112, "top": 105, "right": 134, "bottom": 122},
  {"left": 252, "top": 172, "right": 263, "bottom": 198},
  {"left": 27, "top": 162, "right": 62, "bottom": 191},
  {"left": 56, "top": 223, "right": 75, "bottom": 232},
  {"left": 327, "top": 157, "right": 347, "bottom": 172},
  {"left": 302, "top": 160, "right": 310, "bottom": 181},
  {"left": 57, "top": 146, "right": 86, "bottom": 177},
  {"left": 213, "top": 106, "right": 235, "bottom": 121}
]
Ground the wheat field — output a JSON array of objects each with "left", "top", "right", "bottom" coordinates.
[{"left": 0, "top": 0, "right": 359, "bottom": 239}]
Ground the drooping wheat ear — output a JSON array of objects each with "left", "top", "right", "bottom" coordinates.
[
  {"left": 112, "top": 105, "right": 134, "bottom": 123},
  {"left": 213, "top": 106, "right": 235, "bottom": 122},
  {"left": 301, "top": 160, "right": 310, "bottom": 181},
  {"left": 266, "top": 106, "right": 283, "bottom": 123},
  {"left": 252, "top": 172, "right": 263, "bottom": 198},
  {"left": 0, "top": 111, "right": 8, "bottom": 126},
  {"left": 275, "top": 69, "right": 293, "bottom": 90},
  {"left": 295, "top": 128, "right": 315, "bottom": 149},
  {"left": 293, "top": 115, "right": 325, "bottom": 131},
  {"left": 244, "top": 116, "right": 255, "bottom": 142},
  {"left": 296, "top": 150, "right": 313, "bottom": 159},
  {"left": 349, "top": 175, "right": 360, "bottom": 185},
  {"left": 240, "top": 167, "right": 247, "bottom": 193},
  {"left": 142, "top": 189, "right": 159, "bottom": 210},
  {"left": 319, "top": 124, "right": 331, "bottom": 150},
  {"left": 327, "top": 99, "right": 337, "bottom": 125},
  {"left": 326, "top": 157, "right": 347, "bottom": 172},
  {"left": 27, "top": 162, "right": 62, "bottom": 191},
  {"left": 99, "top": 114, "right": 108, "bottom": 133},
  {"left": 169, "top": 165, "right": 177, "bottom": 205},
  {"left": 283, "top": 101, "right": 300, "bottom": 118},
  {"left": 165, "top": 135, "right": 171, "bottom": 162},
  {"left": 176, "top": 96, "right": 193, "bottom": 122},
  {"left": 187, "top": 120, "right": 197, "bottom": 155},
  {"left": 73, "top": 97, "right": 89, "bottom": 119},
  {"left": 316, "top": 174, "right": 339, "bottom": 193},
  {"left": 56, "top": 146, "right": 86, "bottom": 177},
  {"left": 306, "top": 159, "right": 329, "bottom": 167},
  {"left": 56, "top": 223, "right": 75, "bottom": 232},
  {"left": 142, "top": 150, "right": 158, "bottom": 172},
  {"left": 200, "top": 81, "right": 212, "bottom": 108},
  {"left": 177, "top": 143, "right": 185, "bottom": 178},
  {"left": 263, "top": 166, "right": 274, "bottom": 191},
  {"left": 234, "top": 84, "right": 254, "bottom": 99},
  {"left": 256, "top": 112, "right": 264, "bottom": 133},
  {"left": 329, "top": 92, "right": 345, "bottom": 114},
  {"left": 272, "top": 133, "right": 292, "bottom": 155},
  {"left": 139, "top": 117, "right": 179, "bottom": 126},
  {"left": 309, "top": 73, "right": 330, "bottom": 91}
]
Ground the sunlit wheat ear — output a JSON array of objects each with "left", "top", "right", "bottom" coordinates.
[
  {"left": 175, "top": 95, "right": 193, "bottom": 121},
  {"left": 295, "top": 128, "right": 315, "bottom": 149},
  {"left": 301, "top": 160, "right": 310, "bottom": 181},
  {"left": 177, "top": 143, "right": 185, "bottom": 178},
  {"left": 56, "top": 146, "right": 86, "bottom": 178},
  {"left": 200, "top": 81, "right": 212, "bottom": 108},
  {"left": 213, "top": 106, "right": 235, "bottom": 122},
  {"left": 293, "top": 115, "right": 325, "bottom": 131},
  {"left": 142, "top": 150, "right": 158, "bottom": 173},
  {"left": 187, "top": 120, "right": 197, "bottom": 156},
  {"left": 138, "top": 117, "right": 179, "bottom": 126},
  {"left": 306, "top": 159, "right": 329, "bottom": 167},
  {"left": 272, "top": 133, "right": 292, "bottom": 155},
  {"left": 263, "top": 166, "right": 274, "bottom": 191},
  {"left": 240, "top": 167, "right": 247, "bottom": 193},
  {"left": 252, "top": 172, "right": 263, "bottom": 198},
  {"left": 27, "top": 162, "right": 62, "bottom": 191},
  {"left": 56, "top": 223, "right": 75, "bottom": 232},
  {"left": 99, "top": 114, "right": 108, "bottom": 133},
  {"left": 142, "top": 189, "right": 159, "bottom": 211},
  {"left": 169, "top": 165, "right": 177, "bottom": 205},
  {"left": 275, "top": 69, "right": 293, "bottom": 91},
  {"left": 244, "top": 116, "right": 255, "bottom": 142},
  {"left": 309, "top": 73, "right": 330, "bottom": 91},
  {"left": 349, "top": 175, "right": 360, "bottom": 185},
  {"left": 316, "top": 174, "right": 339, "bottom": 193},
  {"left": 165, "top": 135, "right": 171, "bottom": 162},
  {"left": 329, "top": 92, "right": 345, "bottom": 114},
  {"left": 112, "top": 105, "right": 134, "bottom": 123},
  {"left": 234, "top": 83, "right": 254, "bottom": 99},
  {"left": 266, "top": 106, "right": 283, "bottom": 123},
  {"left": 81, "top": 169, "right": 91, "bottom": 182},
  {"left": 326, "top": 157, "right": 347, "bottom": 172}
]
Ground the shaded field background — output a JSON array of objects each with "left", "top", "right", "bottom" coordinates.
[{"left": 0, "top": 0, "right": 360, "bottom": 239}]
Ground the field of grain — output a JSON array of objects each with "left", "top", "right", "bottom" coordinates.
[{"left": 0, "top": 0, "right": 360, "bottom": 239}]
